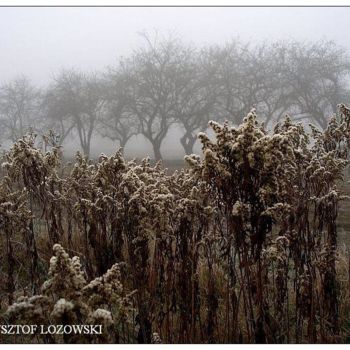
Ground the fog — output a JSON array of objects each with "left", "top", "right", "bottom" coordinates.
[
  {"left": 2, "top": 7, "right": 350, "bottom": 85},
  {"left": 1, "top": 7, "right": 350, "bottom": 160}
]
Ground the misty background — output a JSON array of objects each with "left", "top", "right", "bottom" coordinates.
[{"left": 1, "top": 6, "right": 350, "bottom": 159}]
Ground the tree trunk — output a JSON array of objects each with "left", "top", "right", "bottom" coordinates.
[
  {"left": 119, "top": 138, "right": 128, "bottom": 155},
  {"left": 152, "top": 141, "right": 163, "bottom": 161},
  {"left": 180, "top": 133, "right": 196, "bottom": 155},
  {"left": 82, "top": 142, "right": 90, "bottom": 159}
]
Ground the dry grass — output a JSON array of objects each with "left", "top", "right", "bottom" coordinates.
[{"left": 1, "top": 107, "right": 350, "bottom": 343}]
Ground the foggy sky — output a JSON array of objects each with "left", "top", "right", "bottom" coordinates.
[
  {"left": 1, "top": 7, "right": 350, "bottom": 85},
  {"left": 1, "top": 7, "right": 350, "bottom": 159}
]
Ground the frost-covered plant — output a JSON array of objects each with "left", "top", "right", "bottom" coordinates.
[
  {"left": 1, "top": 132, "right": 64, "bottom": 296},
  {"left": 5, "top": 244, "right": 134, "bottom": 343},
  {"left": 2, "top": 105, "right": 350, "bottom": 344},
  {"left": 185, "top": 106, "right": 350, "bottom": 343},
  {"left": 0, "top": 185, "right": 32, "bottom": 304}
]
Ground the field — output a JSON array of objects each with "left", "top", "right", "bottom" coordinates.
[{"left": 1, "top": 108, "right": 350, "bottom": 344}]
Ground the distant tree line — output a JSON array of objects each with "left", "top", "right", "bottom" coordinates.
[{"left": 0, "top": 36, "right": 349, "bottom": 159}]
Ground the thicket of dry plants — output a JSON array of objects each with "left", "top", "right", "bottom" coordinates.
[{"left": 1, "top": 106, "right": 350, "bottom": 344}]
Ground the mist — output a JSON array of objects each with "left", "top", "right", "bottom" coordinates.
[{"left": 1, "top": 6, "right": 350, "bottom": 160}]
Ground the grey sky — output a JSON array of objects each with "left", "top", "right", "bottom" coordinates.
[
  {"left": 0, "top": 7, "right": 350, "bottom": 85},
  {"left": 1, "top": 6, "right": 349, "bottom": 158}
]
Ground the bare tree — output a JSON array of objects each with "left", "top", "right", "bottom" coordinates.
[
  {"left": 249, "top": 43, "right": 293, "bottom": 126},
  {"left": 0, "top": 77, "right": 42, "bottom": 142},
  {"left": 204, "top": 40, "right": 350, "bottom": 130},
  {"left": 173, "top": 48, "right": 219, "bottom": 154},
  {"left": 276, "top": 40, "right": 350, "bottom": 128},
  {"left": 205, "top": 41, "right": 259, "bottom": 125},
  {"left": 42, "top": 82, "right": 76, "bottom": 147},
  {"left": 44, "top": 70, "right": 105, "bottom": 157},
  {"left": 123, "top": 34, "right": 189, "bottom": 160},
  {"left": 2, "top": 38, "right": 349, "bottom": 161},
  {"left": 99, "top": 69, "right": 139, "bottom": 152}
]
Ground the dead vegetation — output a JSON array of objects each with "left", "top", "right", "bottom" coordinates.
[{"left": 1, "top": 106, "right": 350, "bottom": 343}]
